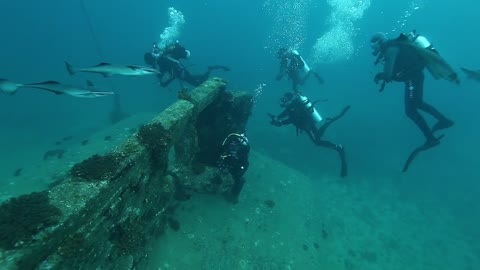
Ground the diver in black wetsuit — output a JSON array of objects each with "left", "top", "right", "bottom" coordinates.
[
  {"left": 144, "top": 41, "right": 229, "bottom": 88},
  {"left": 269, "top": 92, "right": 350, "bottom": 177},
  {"left": 275, "top": 47, "right": 324, "bottom": 93},
  {"left": 218, "top": 133, "right": 250, "bottom": 204},
  {"left": 371, "top": 32, "right": 454, "bottom": 148}
]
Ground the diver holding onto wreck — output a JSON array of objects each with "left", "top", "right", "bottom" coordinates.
[
  {"left": 370, "top": 31, "right": 457, "bottom": 172},
  {"left": 144, "top": 41, "right": 229, "bottom": 88},
  {"left": 218, "top": 133, "right": 250, "bottom": 204},
  {"left": 269, "top": 92, "right": 350, "bottom": 178}
]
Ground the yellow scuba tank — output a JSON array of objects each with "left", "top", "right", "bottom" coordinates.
[{"left": 298, "top": 94, "right": 322, "bottom": 123}]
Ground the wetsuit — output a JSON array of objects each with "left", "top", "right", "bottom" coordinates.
[
  {"left": 271, "top": 94, "right": 349, "bottom": 177},
  {"left": 144, "top": 43, "right": 228, "bottom": 88},
  {"left": 218, "top": 134, "right": 250, "bottom": 202},
  {"left": 276, "top": 51, "right": 324, "bottom": 92},
  {"left": 381, "top": 42, "right": 452, "bottom": 143}
]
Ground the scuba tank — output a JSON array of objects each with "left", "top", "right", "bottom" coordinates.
[
  {"left": 298, "top": 94, "right": 322, "bottom": 123},
  {"left": 291, "top": 49, "right": 311, "bottom": 74},
  {"left": 402, "top": 31, "right": 438, "bottom": 54}
]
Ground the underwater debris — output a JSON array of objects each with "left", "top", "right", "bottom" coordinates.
[
  {"left": 110, "top": 93, "right": 129, "bottom": 124},
  {"left": 167, "top": 217, "right": 180, "bottom": 231},
  {"left": 109, "top": 218, "right": 146, "bottom": 254},
  {"left": 177, "top": 87, "right": 192, "bottom": 102},
  {"left": 81, "top": 139, "right": 89, "bottom": 146},
  {"left": 104, "top": 135, "right": 112, "bottom": 141},
  {"left": 62, "top": 136, "right": 73, "bottom": 141},
  {"left": 57, "top": 232, "right": 86, "bottom": 259},
  {"left": 137, "top": 123, "right": 171, "bottom": 151},
  {"left": 191, "top": 160, "right": 206, "bottom": 175},
  {"left": 13, "top": 168, "right": 22, "bottom": 177},
  {"left": 313, "top": 242, "right": 320, "bottom": 250},
  {"left": 43, "top": 149, "right": 65, "bottom": 160},
  {"left": 137, "top": 123, "right": 171, "bottom": 170},
  {"left": 321, "top": 228, "right": 328, "bottom": 239},
  {"left": 0, "top": 191, "right": 61, "bottom": 250},
  {"left": 264, "top": 199, "right": 276, "bottom": 208},
  {"left": 70, "top": 153, "right": 122, "bottom": 181}
]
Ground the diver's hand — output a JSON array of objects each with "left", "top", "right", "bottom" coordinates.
[
  {"left": 270, "top": 117, "right": 282, "bottom": 127},
  {"left": 374, "top": 72, "right": 385, "bottom": 84}
]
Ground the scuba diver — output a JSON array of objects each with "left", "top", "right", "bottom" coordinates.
[
  {"left": 370, "top": 31, "right": 456, "bottom": 172},
  {"left": 144, "top": 41, "right": 229, "bottom": 88},
  {"left": 218, "top": 133, "right": 250, "bottom": 204},
  {"left": 275, "top": 47, "right": 324, "bottom": 93},
  {"left": 269, "top": 92, "right": 350, "bottom": 178}
]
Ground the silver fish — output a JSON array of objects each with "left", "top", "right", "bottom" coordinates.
[
  {"left": 23, "top": 80, "right": 114, "bottom": 98},
  {"left": 65, "top": 61, "right": 159, "bottom": 77}
]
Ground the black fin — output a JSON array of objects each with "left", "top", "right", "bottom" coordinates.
[
  {"left": 95, "top": 62, "right": 110, "bottom": 67},
  {"left": 26, "top": 80, "right": 61, "bottom": 86},
  {"left": 65, "top": 61, "right": 75, "bottom": 75},
  {"left": 86, "top": 80, "right": 95, "bottom": 90},
  {"left": 402, "top": 135, "right": 444, "bottom": 172},
  {"left": 126, "top": 65, "right": 139, "bottom": 70}
]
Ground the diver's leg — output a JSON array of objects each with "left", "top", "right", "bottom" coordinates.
[
  {"left": 183, "top": 70, "right": 206, "bottom": 87},
  {"left": 224, "top": 175, "right": 245, "bottom": 204},
  {"left": 299, "top": 71, "right": 311, "bottom": 85},
  {"left": 413, "top": 73, "right": 454, "bottom": 132},
  {"left": 311, "top": 71, "right": 325, "bottom": 84},
  {"left": 306, "top": 128, "right": 347, "bottom": 177},
  {"left": 317, "top": 106, "right": 351, "bottom": 138},
  {"left": 292, "top": 80, "right": 299, "bottom": 93},
  {"left": 404, "top": 78, "right": 437, "bottom": 144},
  {"left": 160, "top": 76, "right": 175, "bottom": 87},
  {"left": 316, "top": 139, "right": 347, "bottom": 178}
]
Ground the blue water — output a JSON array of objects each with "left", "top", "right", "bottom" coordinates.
[{"left": 1, "top": 0, "right": 479, "bottom": 268}]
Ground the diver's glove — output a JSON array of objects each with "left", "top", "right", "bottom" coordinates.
[{"left": 374, "top": 72, "right": 385, "bottom": 84}]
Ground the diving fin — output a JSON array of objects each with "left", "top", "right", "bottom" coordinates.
[{"left": 402, "top": 135, "right": 444, "bottom": 172}]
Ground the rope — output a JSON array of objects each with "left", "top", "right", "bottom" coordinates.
[
  {"left": 80, "top": 0, "right": 105, "bottom": 61},
  {"left": 79, "top": 0, "right": 117, "bottom": 92}
]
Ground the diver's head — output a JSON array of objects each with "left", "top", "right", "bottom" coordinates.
[
  {"left": 370, "top": 32, "right": 387, "bottom": 56},
  {"left": 152, "top": 43, "right": 160, "bottom": 57},
  {"left": 276, "top": 47, "right": 288, "bottom": 59},
  {"left": 167, "top": 41, "right": 190, "bottom": 59},
  {"left": 280, "top": 92, "right": 295, "bottom": 107}
]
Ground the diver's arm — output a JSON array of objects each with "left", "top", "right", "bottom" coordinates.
[
  {"left": 276, "top": 59, "right": 288, "bottom": 80},
  {"left": 271, "top": 109, "right": 292, "bottom": 126},
  {"left": 382, "top": 47, "right": 398, "bottom": 82}
]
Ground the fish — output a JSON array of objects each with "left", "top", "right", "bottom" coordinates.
[
  {"left": 23, "top": 80, "right": 114, "bottom": 98},
  {"left": 460, "top": 67, "right": 480, "bottom": 81},
  {"left": 0, "top": 78, "right": 23, "bottom": 95},
  {"left": 65, "top": 61, "right": 159, "bottom": 77},
  {"left": 1, "top": 78, "right": 113, "bottom": 98}
]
